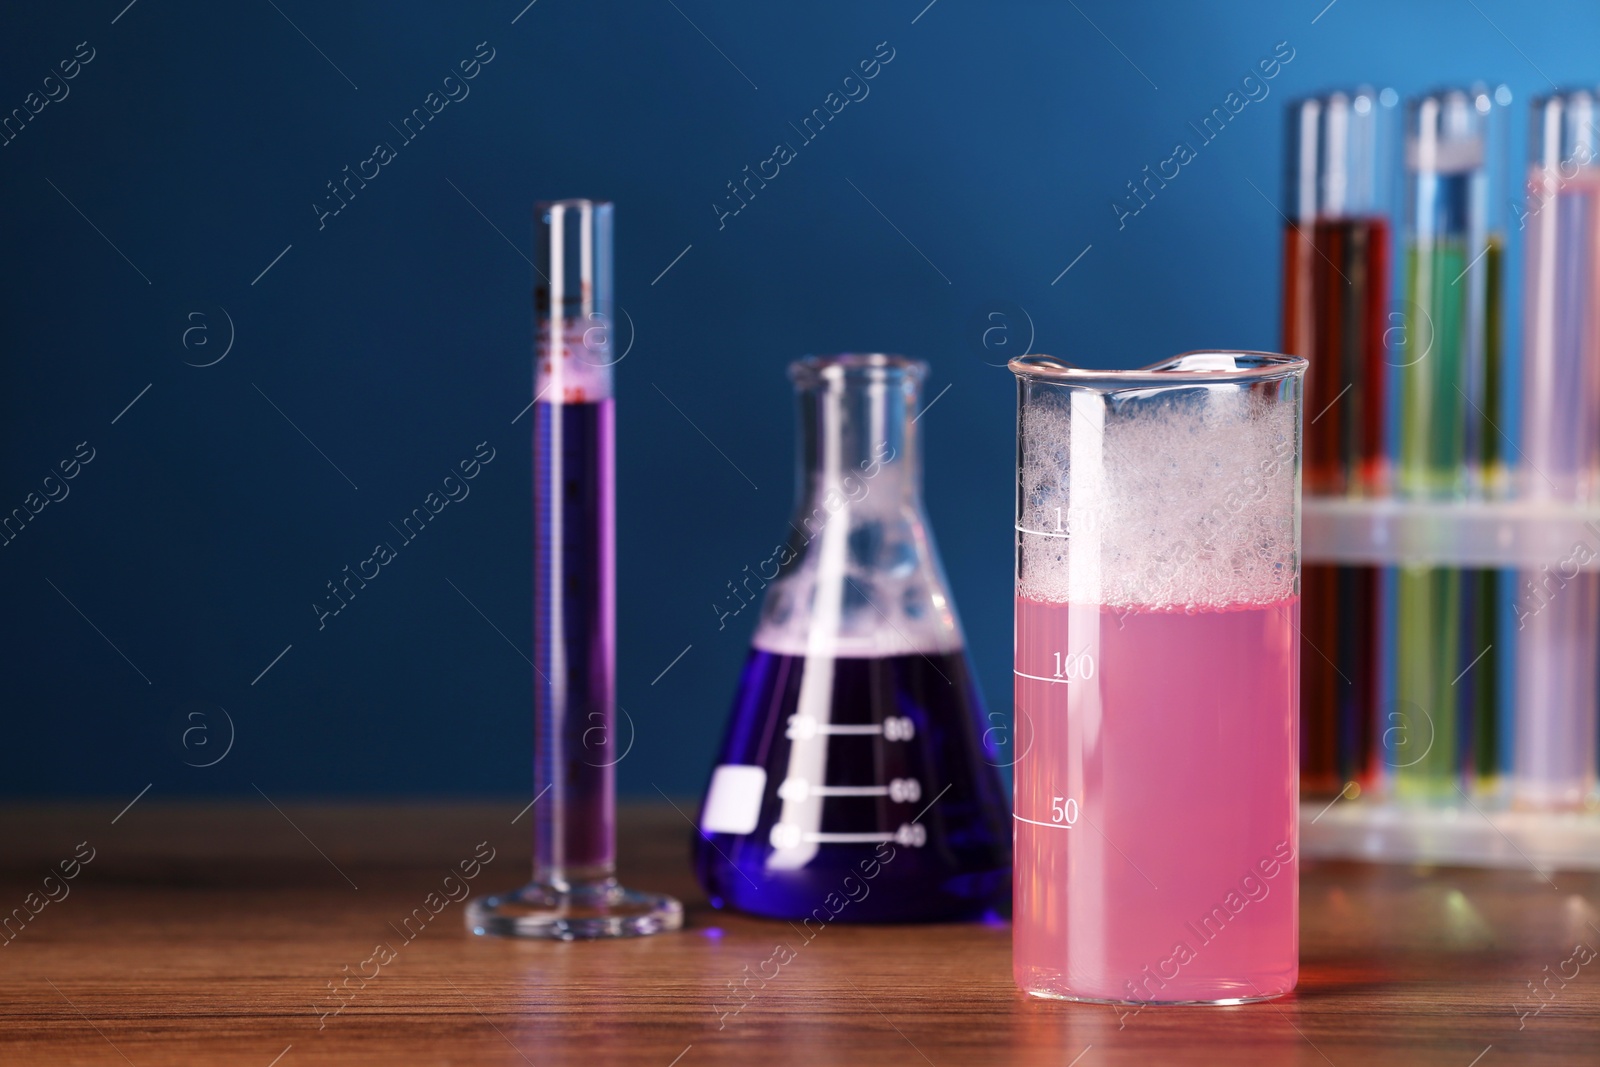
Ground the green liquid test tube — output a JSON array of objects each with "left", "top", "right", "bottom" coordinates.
[{"left": 1395, "top": 88, "right": 1507, "bottom": 801}]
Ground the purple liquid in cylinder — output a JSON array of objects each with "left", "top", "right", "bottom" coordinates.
[{"left": 534, "top": 398, "right": 615, "bottom": 875}]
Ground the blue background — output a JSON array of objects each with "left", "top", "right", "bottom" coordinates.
[{"left": 0, "top": 0, "right": 1590, "bottom": 800}]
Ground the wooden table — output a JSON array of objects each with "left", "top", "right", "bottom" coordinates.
[{"left": 2, "top": 801, "right": 1596, "bottom": 1065}]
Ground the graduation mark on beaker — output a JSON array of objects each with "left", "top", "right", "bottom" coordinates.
[
  {"left": 1012, "top": 801, "right": 1080, "bottom": 832},
  {"left": 1014, "top": 651, "right": 1096, "bottom": 685},
  {"left": 1015, "top": 508, "right": 1099, "bottom": 539},
  {"left": 1054, "top": 652, "right": 1095, "bottom": 679},
  {"left": 1014, "top": 523, "right": 1069, "bottom": 540}
]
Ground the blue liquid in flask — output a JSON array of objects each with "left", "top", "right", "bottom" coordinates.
[{"left": 694, "top": 354, "right": 1011, "bottom": 922}]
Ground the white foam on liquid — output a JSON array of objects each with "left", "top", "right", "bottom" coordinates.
[{"left": 1018, "top": 386, "right": 1297, "bottom": 611}]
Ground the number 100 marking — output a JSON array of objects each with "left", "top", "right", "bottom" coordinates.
[{"left": 1053, "top": 652, "right": 1095, "bottom": 680}]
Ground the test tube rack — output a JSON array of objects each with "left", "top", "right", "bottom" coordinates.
[{"left": 1299, "top": 493, "right": 1600, "bottom": 872}]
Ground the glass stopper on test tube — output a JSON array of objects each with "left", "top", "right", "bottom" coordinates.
[{"left": 467, "top": 200, "right": 683, "bottom": 939}]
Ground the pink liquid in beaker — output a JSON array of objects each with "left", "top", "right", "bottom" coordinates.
[{"left": 1012, "top": 597, "right": 1299, "bottom": 1005}]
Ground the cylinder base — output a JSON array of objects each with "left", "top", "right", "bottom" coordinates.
[{"left": 467, "top": 879, "right": 683, "bottom": 940}]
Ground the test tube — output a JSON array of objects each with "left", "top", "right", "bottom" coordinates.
[
  {"left": 1282, "top": 88, "right": 1395, "bottom": 797},
  {"left": 468, "top": 200, "right": 682, "bottom": 938},
  {"left": 1395, "top": 87, "right": 1509, "bottom": 801},
  {"left": 1514, "top": 90, "right": 1600, "bottom": 809}
]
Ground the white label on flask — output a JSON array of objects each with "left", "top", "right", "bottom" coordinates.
[{"left": 700, "top": 765, "right": 767, "bottom": 835}]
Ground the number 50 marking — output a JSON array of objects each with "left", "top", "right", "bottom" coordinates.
[{"left": 1051, "top": 796, "right": 1078, "bottom": 825}]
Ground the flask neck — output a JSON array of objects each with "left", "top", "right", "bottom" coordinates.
[
  {"left": 793, "top": 368, "right": 921, "bottom": 510},
  {"left": 760, "top": 354, "right": 960, "bottom": 659}
]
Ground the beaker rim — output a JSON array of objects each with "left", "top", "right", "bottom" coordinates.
[
  {"left": 789, "top": 353, "right": 928, "bottom": 386},
  {"left": 1009, "top": 350, "right": 1306, "bottom": 387}
]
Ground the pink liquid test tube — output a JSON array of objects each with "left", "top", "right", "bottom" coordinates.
[{"left": 1010, "top": 351, "right": 1305, "bottom": 1006}]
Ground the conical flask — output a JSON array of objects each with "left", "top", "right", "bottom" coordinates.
[{"left": 694, "top": 353, "right": 1011, "bottom": 922}]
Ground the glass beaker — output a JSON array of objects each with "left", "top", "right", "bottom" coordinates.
[
  {"left": 1011, "top": 351, "right": 1305, "bottom": 1006},
  {"left": 694, "top": 353, "right": 1011, "bottom": 922}
]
